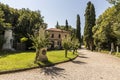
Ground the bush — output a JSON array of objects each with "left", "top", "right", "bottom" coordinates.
[{"left": 20, "top": 37, "right": 28, "bottom": 43}]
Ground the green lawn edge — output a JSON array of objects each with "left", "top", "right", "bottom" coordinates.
[
  {"left": 99, "top": 50, "right": 120, "bottom": 58},
  {"left": 0, "top": 50, "right": 78, "bottom": 74}
]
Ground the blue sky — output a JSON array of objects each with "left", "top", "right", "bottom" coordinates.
[{"left": 0, "top": 0, "right": 111, "bottom": 34}]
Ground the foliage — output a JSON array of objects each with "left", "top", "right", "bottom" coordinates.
[
  {"left": 55, "top": 21, "right": 60, "bottom": 29},
  {"left": 62, "top": 35, "right": 72, "bottom": 57},
  {"left": 20, "top": 37, "right": 28, "bottom": 43},
  {"left": 0, "top": 8, "right": 5, "bottom": 34},
  {"left": 0, "top": 35, "right": 5, "bottom": 50},
  {"left": 29, "top": 28, "right": 49, "bottom": 50},
  {"left": 106, "top": 0, "right": 120, "bottom": 5},
  {"left": 55, "top": 21, "right": 76, "bottom": 39},
  {"left": 65, "top": 19, "right": 69, "bottom": 31},
  {"left": 84, "top": 1, "right": 96, "bottom": 51},
  {"left": 71, "top": 38, "right": 80, "bottom": 54},
  {"left": 93, "top": 3, "right": 120, "bottom": 51},
  {"left": 29, "top": 28, "right": 49, "bottom": 62},
  {"left": 0, "top": 3, "right": 17, "bottom": 29},
  {"left": 0, "top": 50, "right": 77, "bottom": 71},
  {"left": 0, "top": 3, "right": 46, "bottom": 49},
  {"left": 55, "top": 20, "right": 74, "bottom": 32},
  {"left": 76, "top": 14, "right": 81, "bottom": 48}
]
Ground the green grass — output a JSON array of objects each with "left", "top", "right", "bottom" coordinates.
[
  {"left": 100, "top": 50, "right": 109, "bottom": 54},
  {"left": 115, "top": 52, "right": 120, "bottom": 58},
  {"left": 100, "top": 50, "right": 120, "bottom": 58},
  {"left": 0, "top": 50, "right": 77, "bottom": 72}
]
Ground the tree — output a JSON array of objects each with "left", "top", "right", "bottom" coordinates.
[
  {"left": 93, "top": 4, "right": 120, "bottom": 52},
  {"left": 76, "top": 14, "right": 81, "bottom": 48},
  {"left": 0, "top": 3, "right": 47, "bottom": 51},
  {"left": 55, "top": 21, "right": 60, "bottom": 29},
  {"left": 106, "top": 0, "right": 120, "bottom": 5},
  {"left": 62, "top": 35, "right": 72, "bottom": 57},
  {"left": 0, "top": 8, "right": 5, "bottom": 34},
  {"left": 84, "top": 1, "right": 96, "bottom": 51},
  {"left": 65, "top": 19, "right": 69, "bottom": 31},
  {"left": 29, "top": 27, "right": 49, "bottom": 63},
  {"left": 71, "top": 38, "right": 80, "bottom": 54},
  {"left": 15, "top": 9, "right": 45, "bottom": 49}
]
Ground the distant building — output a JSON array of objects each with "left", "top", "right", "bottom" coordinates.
[{"left": 46, "top": 28, "right": 70, "bottom": 49}]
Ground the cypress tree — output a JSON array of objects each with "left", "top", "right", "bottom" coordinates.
[
  {"left": 65, "top": 19, "right": 69, "bottom": 31},
  {"left": 76, "top": 14, "right": 81, "bottom": 48},
  {"left": 55, "top": 21, "right": 59, "bottom": 29},
  {"left": 84, "top": 1, "right": 96, "bottom": 51}
]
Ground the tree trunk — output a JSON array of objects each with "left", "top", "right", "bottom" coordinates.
[
  {"left": 89, "top": 41, "right": 94, "bottom": 51},
  {"left": 65, "top": 50, "right": 68, "bottom": 57},
  {"left": 116, "top": 46, "right": 119, "bottom": 54},
  {"left": 87, "top": 42, "right": 90, "bottom": 50},
  {"left": 34, "top": 48, "right": 39, "bottom": 63},
  {"left": 110, "top": 42, "right": 115, "bottom": 54}
]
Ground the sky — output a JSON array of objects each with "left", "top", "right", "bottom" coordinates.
[{"left": 0, "top": 0, "right": 111, "bottom": 34}]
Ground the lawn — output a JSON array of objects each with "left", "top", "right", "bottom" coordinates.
[{"left": 0, "top": 50, "right": 77, "bottom": 72}]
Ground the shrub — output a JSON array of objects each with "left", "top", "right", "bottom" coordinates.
[{"left": 20, "top": 37, "right": 28, "bottom": 43}]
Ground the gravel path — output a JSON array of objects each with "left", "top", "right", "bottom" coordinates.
[{"left": 0, "top": 49, "right": 120, "bottom": 80}]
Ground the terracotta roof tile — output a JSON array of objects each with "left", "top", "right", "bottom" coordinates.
[{"left": 46, "top": 28, "right": 68, "bottom": 32}]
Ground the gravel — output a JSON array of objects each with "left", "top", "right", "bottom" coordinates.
[{"left": 0, "top": 49, "right": 120, "bottom": 80}]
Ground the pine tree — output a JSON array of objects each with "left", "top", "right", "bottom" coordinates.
[
  {"left": 84, "top": 1, "right": 96, "bottom": 51},
  {"left": 76, "top": 14, "right": 81, "bottom": 48}
]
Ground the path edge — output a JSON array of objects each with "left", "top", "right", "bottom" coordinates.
[{"left": 0, "top": 55, "right": 78, "bottom": 75}]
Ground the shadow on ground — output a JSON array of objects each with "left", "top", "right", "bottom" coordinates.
[
  {"left": 71, "top": 60, "right": 86, "bottom": 65},
  {"left": 40, "top": 66, "right": 66, "bottom": 78},
  {"left": 78, "top": 55, "right": 88, "bottom": 58},
  {"left": 78, "top": 52, "right": 86, "bottom": 55}
]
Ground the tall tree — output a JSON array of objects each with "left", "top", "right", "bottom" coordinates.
[
  {"left": 84, "top": 1, "right": 96, "bottom": 51},
  {"left": 55, "top": 21, "right": 59, "bottom": 29},
  {"left": 65, "top": 19, "right": 69, "bottom": 31},
  {"left": 76, "top": 14, "right": 81, "bottom": 48},
  {"left": 93, "top": 4, "right": 120, "bottom": 51}
]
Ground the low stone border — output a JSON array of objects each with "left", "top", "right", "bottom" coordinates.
[{"left": 0, "top": 55, "right": 78, "bottom": 75}]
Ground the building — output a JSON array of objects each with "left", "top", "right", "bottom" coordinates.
[{"left": 46, "top": 28, "right": 70, "bottom": 49}]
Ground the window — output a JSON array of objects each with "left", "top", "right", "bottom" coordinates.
[
  {"left": 58, "top": 34, "right": 61, "bottom": 38},
  {"left": 65, "top": 35, "right": 67, "bottom": 38},
  {"left": 57, "top": 41, "right": 61, "bottom": 46},
  {"left": 57, "top": 41, "right": 59, "bottom": 45},
  {"left": 51, "top": 34, "right": 54, "bottom": 38}
]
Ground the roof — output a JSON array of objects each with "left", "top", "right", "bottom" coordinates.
[{"left": 46, "top": 28, "right": 68, "bottom": 33}]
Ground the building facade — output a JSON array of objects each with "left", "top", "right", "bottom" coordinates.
[{"left": 46, "top": 28, "right": 69, "bottom": 49}]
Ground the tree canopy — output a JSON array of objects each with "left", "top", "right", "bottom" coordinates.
[
  {"left": 0, "top": 2, "right": 46, "bottom": 49},
  {"left": 106, "top": 0, "right": 120, "bottom": 5},
  {"left": 93, "top": 3, "right": 120, "bottom": 50}
]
